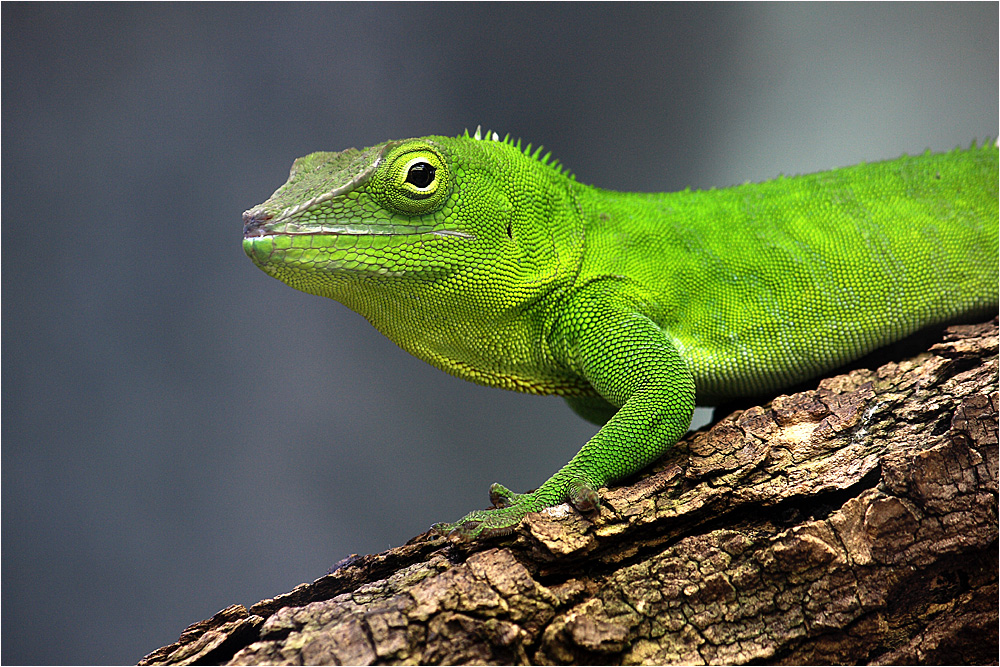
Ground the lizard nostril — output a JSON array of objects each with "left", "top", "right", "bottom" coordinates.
[{"left": 242, "top": 209, "right": 272, "bottom": 238}]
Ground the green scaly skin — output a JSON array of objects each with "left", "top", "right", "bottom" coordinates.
[{"left": 242, "top": 130, "right": 998, "bottom": 541}]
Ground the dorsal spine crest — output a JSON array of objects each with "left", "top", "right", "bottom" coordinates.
[{"left": 460, "top": 127, "right": 573, "bottom": 179}]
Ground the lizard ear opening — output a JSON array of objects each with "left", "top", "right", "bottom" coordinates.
[{"left": 371, "top": 143, "right": 452, "bottom": 216}]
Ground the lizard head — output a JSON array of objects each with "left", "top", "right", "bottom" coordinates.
[
  {"left": 243, "top": 138, "right": 470, "bottom": 286},
  {"left": 242, "top": 133, "right": 584, "bottom": 385}
]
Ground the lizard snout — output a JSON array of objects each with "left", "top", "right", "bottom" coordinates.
[{"left": 242, "top": 209, "right": 272, "bottom": 238}]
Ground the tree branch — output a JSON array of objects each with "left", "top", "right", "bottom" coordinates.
[{"left": 141, "top": 319, "right": 998, "bottom": 665}]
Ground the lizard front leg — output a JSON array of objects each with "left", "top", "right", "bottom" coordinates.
[{"left": 433, "top": 282, "right": 695, "bottom": 541}]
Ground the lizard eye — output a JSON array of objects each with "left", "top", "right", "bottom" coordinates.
[
  {"left": 405, "top": 162, "right": 436, "bottom": 189},
  {"left": 371, "top": 143, "right": 452, "bottom": 215}
]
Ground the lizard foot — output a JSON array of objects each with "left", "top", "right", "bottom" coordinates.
[
  {"left": 431, "top": 476, "right": 602, "bottom": 542},
  {"left": 566, "top": 478, "right": 601, "bottom": 513},
  {"left": 431, "top": 504, "right": 532, "bottom": 542}
]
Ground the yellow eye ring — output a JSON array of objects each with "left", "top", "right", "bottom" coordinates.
[{"left": 371, "top": 143, "right": 452, "bottom": 215}]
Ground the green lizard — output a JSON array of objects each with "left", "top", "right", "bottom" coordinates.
[{"left": 242, "top": 129, "right": 998, "bottom": 541}]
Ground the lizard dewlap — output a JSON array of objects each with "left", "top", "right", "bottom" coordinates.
[{"left": 243, "top": 130, "right": 999, "bottom": 541}]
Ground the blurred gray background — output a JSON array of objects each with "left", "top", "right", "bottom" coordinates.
[{"left": 4, "top": 3, "right": 997, "bottom": 664}]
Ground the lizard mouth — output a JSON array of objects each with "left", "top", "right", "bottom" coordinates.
[{"left": 242, "top": 209, "right": 475, "bottom": 241}]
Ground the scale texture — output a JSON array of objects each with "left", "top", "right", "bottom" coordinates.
[{"left": 242, "top": 131, "right": 998, "bottom": 539}]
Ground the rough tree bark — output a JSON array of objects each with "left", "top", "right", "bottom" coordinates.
[{"left": 141, "top": 319, "right": 998, "bottom": 666}]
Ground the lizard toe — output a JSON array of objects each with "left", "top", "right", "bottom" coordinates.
[{"left": 567, "top": 478, "right": 601, "bottom": 513}]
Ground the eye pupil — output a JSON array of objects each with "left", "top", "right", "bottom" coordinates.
[{"left": 405, "top": 162, "right": 436, "bottom": 188}]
